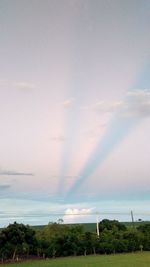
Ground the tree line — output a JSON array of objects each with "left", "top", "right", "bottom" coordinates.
[{"left": 0, "top": 219, "right": 150, "bottom": 262}]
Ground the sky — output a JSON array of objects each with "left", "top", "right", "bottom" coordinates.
[{"left": 0, "top": 0, "right": 150, "bottom": 227}]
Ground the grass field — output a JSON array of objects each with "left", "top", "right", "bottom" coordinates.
[
  {"left": 1, "top": 252, "right": 150, "bottom": 267},
  {"left": 32, "top": 221, "right": 150, "bottom": 233}
]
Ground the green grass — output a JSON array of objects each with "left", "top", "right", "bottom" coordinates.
[
  {"left": 32, "top": 223, "right": 96, "bottom": 232},
  {"left": 32, "top": 221, "right": 150, "bottom": 233},
  {"left": 1, "top": 252, "right": 150, "bottom": 267}
]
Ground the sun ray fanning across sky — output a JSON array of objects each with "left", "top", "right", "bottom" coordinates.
[{"left": 66, "top": 62, "right": 150, "bottom": 200}]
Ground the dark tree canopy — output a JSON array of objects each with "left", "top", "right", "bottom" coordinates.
[
  {"left": 0, "top": 220, "right": 150, "bottom": 262},
  {"left": 99, "top": 219, "right": 127, "bottom": 232}
]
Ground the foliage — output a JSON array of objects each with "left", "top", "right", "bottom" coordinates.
[
  {"left": 0, "top": 220, "right": 150, "bottom": 262},
  {"left": 99, "top": 219, "right": 127, "bottom": 232},
  {"left": 0, "top": 222, "right": 37, "bottom": 261}
]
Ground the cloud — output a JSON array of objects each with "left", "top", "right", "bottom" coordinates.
[
  {"left": 63, "top": 98, "right": 75, "bottom": 108},
  {"left": 125, "top": 89, "right": 150, "bottom": 118},
  {"left": 50, "top": 135, "right": 66, "bottom": 142},
  {"left": 51, "top": 175, "right": 79, "bottom": 180},
  {"left": 0, "top": 185, "right": 11, "bottom": 191},
  {"left": 0, "top": 170, "right": 34, "bottom": 176},
  {"left": 81, "top": 100, "right": 125, "bottom": 114},
  {"left": 94, "top": 100, "right": 125, "bottom": 113},
  {"left": 0, "top": 199, "right": 150, "bottom": 227},
  {"left": 0, "top": 80, "right": 35, "bottom": 90},
  {"left": 110, "top": 101, "right": 126, "bottom": 110},
  {"left": 63, "top": 208, "right": 93, "bottom": 223},
  {"left": 13, "top": 82, "right": 35, "bottom": 90},
  {"left": 85, "top": 124, "right": 107, "bottom": 142},
  {"left": 65, "top": 208, "right": 92, "bottom": 215},
  {"left": 92, "top": 89, "right": 150, "bottom": 118},
  {"left": 127, "top": 89, "right": 150, "bottom": 97}
]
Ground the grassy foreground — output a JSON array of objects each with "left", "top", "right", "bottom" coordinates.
[{"left": 1, "top": 252, "right": 150, "bottom": 267}]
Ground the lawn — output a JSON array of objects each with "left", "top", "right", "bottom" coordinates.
[{"left": 1, "top": 252, "right": 150, "bottom": 267}]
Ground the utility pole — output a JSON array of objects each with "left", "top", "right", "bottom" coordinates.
[
  {"left": 96, "top": 212, "right": 100, "bottom": 237},
  {"left": 131, "top": 210, "right": 135, "bottom": 229}
]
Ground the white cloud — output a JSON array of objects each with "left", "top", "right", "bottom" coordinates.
[
  {"left": 50, "top": 135, "right": 66, "bottom": 142},
  {"left": 51, "top": 175, "right": 79, "bottom": 179},
  {"left": 0, "top": 80, "right": 35, "bottom": 90},
  {"left": 94, "top": 101, "right": 105, "bottom": 110},
  {"left": 110, "top": 101, "right": 125, "bottom": 109},
  {"left": 85, "top": 123, "right": 107, "bottom": 142},
  {"left": 94, "top": 100, "right": 125, "bottom": 113},
  {"left": 127, "top": 89, "right": 150, "bottom": 97},
  {"left": 124, "top": 89, "right": 150, "bottom": 118},
  {"left": 63, "top": 208, "right": 94, "bottom": 223},
  {"left": 65, "top": 208, "right": 92, "bottom": 215},
  {"left": 14, "top": 82, "right": 35, "bottom": 90},
  {"left": 92, "top": 89, "right": 150, "bottom": 118},
  {"left": 63, "top": 98, "right": 75, "bottom": 108}
]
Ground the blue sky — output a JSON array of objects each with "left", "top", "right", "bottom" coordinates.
[{"left": 0, "top": 0, "right": 150, "bottom": 226}]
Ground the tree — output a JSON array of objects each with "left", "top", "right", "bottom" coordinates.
[
  {"left": 137, "top": 223, "right": 150, "bottom": 250},
  {"left": 137, "top": 223, "right": 150, "bottom": 234},
  {"left": 57, "top": 218, "right": 64, "bottom": 224},
  {"left": 0, "top": 222, "right": 37, "bottom": 261},
  {"left": 123, "top": 229, "right": 143, "bottom": 252},
  {"left": 99, "top": 219, "right": 126, "bottom": 233}
]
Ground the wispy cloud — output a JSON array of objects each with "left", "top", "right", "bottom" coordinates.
[
  {"left": 0, "top": 170, "right": 34, "bottom": 176},
  {"left": 92, "top": 89, "right": 150, "bottom": 118},
  {"left": 127, "top": 89, "right": 150, "bottom": 97},
  {"left": 125, "top": 89, "right": 150, "bottom": 118},
  {"left": 94, "top": 100, "right": 125, "bottom": 113},
  {"left": 50, "top": 135, "right": 66, "bottom": 142},
  {"left": 0, "top": 79, "right": 35, "bottom": 90},
  {"left": 63, "top": 98, "right": 75, "bottom": 108},
  {"left": 0, "top": 185, "right": 11, "bottom": 191},
  {"left": 85, "top": 124, "right": 107, "bottom": 142},
  {"left": 81, "top": 100, "right": 125, "bottom": 114},
  {"left": 13, "top": 81, "right": 35, "bottom": 90},
  {"left": 51, "top": 175, "right": 79, "bottom": 181}
]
